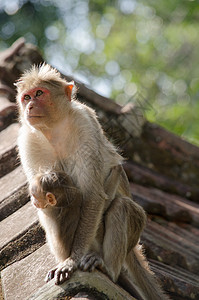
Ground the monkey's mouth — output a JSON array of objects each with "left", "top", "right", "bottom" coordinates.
[
  {"left": 27, "top": 115, "right": 44, "bottom": 119},
  {"left": 28, "top": 115, "right": 44, "bottom": 118}
]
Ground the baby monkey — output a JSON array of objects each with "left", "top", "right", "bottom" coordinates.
[
  {"left": 30, "top": 170, "right": 83, "bottom": 268},
  {"left": 30, "top": 170, "right": 80, "bottom": 209}
]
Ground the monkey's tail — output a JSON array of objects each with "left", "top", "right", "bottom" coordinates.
[{"left": 125, "top": 245, "right": 170, "bottom": 300}]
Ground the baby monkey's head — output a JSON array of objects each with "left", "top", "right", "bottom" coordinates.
[{"left": 29, "top": 171, "right": 73, "bottom": 209}]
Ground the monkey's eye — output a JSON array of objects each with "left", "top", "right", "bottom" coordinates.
[
  {"left": 36, "top": 90, "right": 43, "bottom": 97},
  {"left": 24, "top": 95, "right": 31, "bottom": 100}
]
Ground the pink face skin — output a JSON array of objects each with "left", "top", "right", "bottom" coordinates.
[
  {"left": 21, "top": 87, "right": 52, "bottom": 125},
  {"left": 30, "top": 191, "right": 57, "bottom": 209},
  {"left": 31, "top": 194, "right": 47, "bottom": 209}
]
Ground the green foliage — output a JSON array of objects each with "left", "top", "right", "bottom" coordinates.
[{"left": 0, "top": 0, "right": 199, "bottom": 145}]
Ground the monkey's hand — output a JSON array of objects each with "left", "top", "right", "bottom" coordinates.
[
  {"left": 79, "top": 252, "right": 105, "bottom": 273},
  {"left": 46, "top": 258, "right": 77, "bottom": 285}
]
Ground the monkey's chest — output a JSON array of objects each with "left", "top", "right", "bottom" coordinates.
[
  {"left": 28, "top": 145, "right": 57, "bottom": 179},
  {"left": 38, "top": 149, "right": 56, "bottom": 166}
]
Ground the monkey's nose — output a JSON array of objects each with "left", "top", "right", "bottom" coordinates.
[{"left": 28, "top": 104, "right": 34, "bottom": 111}]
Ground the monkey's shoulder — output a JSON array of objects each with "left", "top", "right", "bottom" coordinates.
[
  {"left": 71, "top": 100, "right": 95, "bottom": 114},
  {"left": 71, "top": 100, "right": 99, "bottom": 124}
]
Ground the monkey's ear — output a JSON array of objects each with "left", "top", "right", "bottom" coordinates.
[
  {"left": 46, "top": 192, "right": 57, "bottom": 206},
  {"left": 14, "top": 79, "right": 23, "bottom": 88},
  {"left": 65, "top": 81, "right": 74, "bottom": 101}
]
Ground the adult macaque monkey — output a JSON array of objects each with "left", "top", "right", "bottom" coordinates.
[{"left": 16, "top": 64, "right": 169, "bottom": 300}]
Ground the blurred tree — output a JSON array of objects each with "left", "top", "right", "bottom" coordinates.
[{"left": 0, "top": 0, "right": 198, "bottom": 144}]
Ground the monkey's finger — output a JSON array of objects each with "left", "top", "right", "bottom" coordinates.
[
  {"left": 55, "top": 270, "right": 64, "bottom": 285},
  {"left": 85, "top": 258, "right": 98, "bottom": 271},
  {"left": 79, "top": 261, "right": 86, "bottom": 270},
  {"left": 79, "top": 259, "right": 91, "bottom": 270},
  {"left": 90, "top": 258, "right": 104, "bottom": 272},
  {"left": 45, "top": 269, "right": 56, "bottom": 282},
  {"left": 80, "top": 256, "right": 100, "bottom": 271},
  {"left": 58, "top": 272, "right": 68, "bottom": 285},
  {"left": 88, "top": 257, "right": 104, "bottom": 272},
  {"left": 55, "top": 268, "right": 72, "bottom": 285},
  {"left": 79, "top": 254, "right": 95, "bottom": 270},
  {"left": 79, "top": 255, "right": 92, "bottom": 267}
]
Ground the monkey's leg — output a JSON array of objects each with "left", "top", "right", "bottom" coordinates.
[
  {"left": 103, "top": 197, "right": 168, "bottom": 300},
  {"left": 102, "top": 197, "right": 129, "bottom": 281},
  {"left": 103, "top": 196, "right": 146, "bottom": 282},
  {"left": 79, "top": 196, "right": 146, "bottom": 281},
  {"left": 79, "top": 197, "right": 129, "bottom": 280},
  {"left": 104, "top": 165, "right": 122, "bottom": 199},
  {"left": 79, "top": 218, "right": 106, "bottom": 273}
]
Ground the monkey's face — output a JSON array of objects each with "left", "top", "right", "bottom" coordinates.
[
  {"left": 31, "top": 194, "right": 46, "bottom": 209},
  {"left": 16, "top": 64, "right": 75, "bottom": 130},
  {"left": 31, "top": 193, "right": 57, "bottom": 209},
  {"left": 30, "top": 181, "right": 57, "bottom": 209},
  {"left": 19, "top": 86, "right": 58, "bottom": 129},
  {"left": 29, "top": 182, "right": 46, "bottom": 208}
]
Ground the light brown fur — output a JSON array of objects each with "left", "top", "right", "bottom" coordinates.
[{"left": 16, "top": 64, "right": 169, "bottom": 299}]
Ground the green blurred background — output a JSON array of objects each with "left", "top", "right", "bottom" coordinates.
[{"left": 0, "top": 0, "right": 199, "bottom": 145}]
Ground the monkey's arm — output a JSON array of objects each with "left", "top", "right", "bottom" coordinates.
[
  {"left": 67, "top": 165, "right": 124, "bottom": 260},
  {"left": 52, "top": 164, "right": 107, "bottom": 284},
  {"left": 104, "top": 165, "right": 123, "bottom": 199},
  {"left": 78, "top": 165, "right": 123, "bottom": 274},
  {"left": 53, "top": 195, "right": 105, "bottom": 284}
]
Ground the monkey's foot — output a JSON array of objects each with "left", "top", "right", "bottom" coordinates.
[
  {"left": 46, "top": 258, "right": 77, "bottom": 285},
  {"left": 79, "top": 252, "right": 104, "bottom": 272}
]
